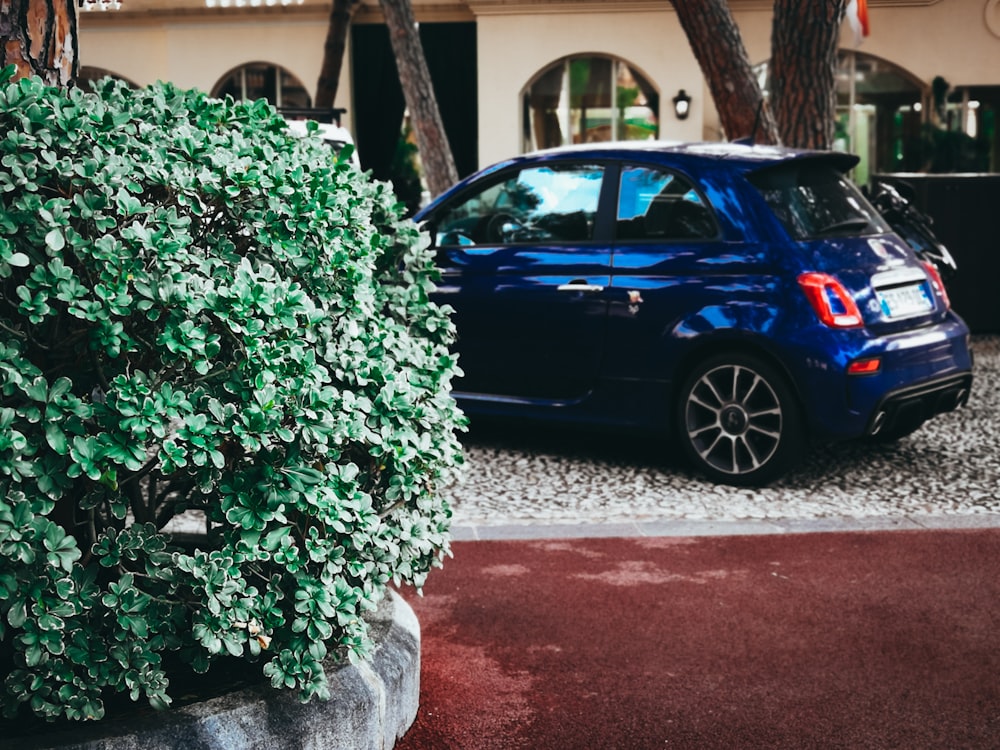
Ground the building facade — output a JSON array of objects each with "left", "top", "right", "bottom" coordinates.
[{"left": 79, "top": 0, "right": 1000, "bottom": 186}]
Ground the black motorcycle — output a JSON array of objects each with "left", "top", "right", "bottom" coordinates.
[{"left": 865, "top": 181, "right": 958, "bottom": 281}]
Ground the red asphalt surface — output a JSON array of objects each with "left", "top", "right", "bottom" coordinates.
[{"left": 394, "top": 529, "right": 1000, "bottom": 749}]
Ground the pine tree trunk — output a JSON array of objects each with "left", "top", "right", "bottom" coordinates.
[
  {"left": 770, "top": 0, "right": 845, "bottom": 149},
  {"left": 379, "top": 0, "right": 458, "bottom": 199},
  {"left": 0, "top": 0, "right": 78, "bottom": 86},
  {"left": 670, "top": 0, "right": 780, "bottom": 145},
  {"left": 315, "top": 0, "right": 360, "bottom": 109}
]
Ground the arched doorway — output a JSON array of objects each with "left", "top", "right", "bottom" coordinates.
[
  {"left": 835, "top": 51, "right": 927, "bottom": 184},
  {"left": 521, "top": 55, "right": 659, "bottom": 153},
  {"left": 756, "top": 51, "right": 925, "bottom": 184},
  {"left": 759, "top": 52, "right": 997, "bottom": 177},
  {"left": 350, "top": 22, "right": 478, "bottom": 211}
]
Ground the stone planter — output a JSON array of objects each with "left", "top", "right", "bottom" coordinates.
[{"left": 16, "top": 590, "right": 420, "bottom": 750}]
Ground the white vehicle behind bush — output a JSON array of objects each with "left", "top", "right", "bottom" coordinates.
[{"left": 282, "top": 107, "right": 360, "bottom": 168}]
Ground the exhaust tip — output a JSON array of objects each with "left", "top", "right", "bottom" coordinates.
[{"left": 869, "top": 411, "right": 886, "bottom": 436}]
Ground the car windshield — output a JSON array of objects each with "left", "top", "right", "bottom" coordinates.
[{"left": 749, "top": 161, "right": 890, "bottom": 240}]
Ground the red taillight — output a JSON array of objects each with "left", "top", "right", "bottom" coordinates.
[
  {"left": 922, "top": 262, "right": 951, "bottom": 310},
  {"left": 797, "top": 272, "right": 864, "bottom": 328},
  {"left": 848, "top": 357, "right": 881, "bottom": 375}
]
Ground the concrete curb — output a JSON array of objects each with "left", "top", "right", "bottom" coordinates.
[
  {"left": 18, "top": 590, "right": 420, "bottom": 750},
  {"left": 450, "top": 512, "right": 1000, "bottom": 541}
]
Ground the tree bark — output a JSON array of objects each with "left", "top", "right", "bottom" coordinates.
[
  {"left": 0, "top": 0, "right": 78, "bottom": 86},
  {"left": 770, "top": 0, "right": 845, "bottom": 149},
  {"left": 670, "top": 0, "right": 780, "bottom": 145},
  {"left": 379, "top": 0, "right": 458, "bottom": 198},
  {"left": 315, "top": 0, "right": 360, "bottom": 109}
]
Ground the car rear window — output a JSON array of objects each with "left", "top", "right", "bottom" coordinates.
[{"left": 748, "top": 160, "right": 889, "bottom": 240}]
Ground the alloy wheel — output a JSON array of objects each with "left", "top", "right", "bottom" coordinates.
[{"left": 682, "top": 362, "right": 785, "bottom": 478}]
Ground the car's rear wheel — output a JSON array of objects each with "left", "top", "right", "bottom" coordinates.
[{"left": 676, "top": 353, "right": 804, "bottom": 485}]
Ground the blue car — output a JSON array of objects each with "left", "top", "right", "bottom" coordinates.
[{"left": 415, "top": 143, "right": 974, "bottom": 485}]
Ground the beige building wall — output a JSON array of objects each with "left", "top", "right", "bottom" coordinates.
[
  {"left": 77, "top": 24, "right": 170, "bottom": 88},
  {"left": 78, "top": 12, "right": 353, "bottom": 120},
  {"left": 77, "top": 0, "right": 1000, "bottom": 171},
  {"left": 474, "top": 9, "right": 703, "bottom": 167},
  {"left": 727, "top": 0, "right": 1000, "bottom": 86},
  {"left": 855, "top": 0, "right": 1000, "bottom": 85}
]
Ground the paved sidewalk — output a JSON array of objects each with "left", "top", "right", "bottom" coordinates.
[{"left": 444, "top": 334, "right": 1000, "bottom": 535}]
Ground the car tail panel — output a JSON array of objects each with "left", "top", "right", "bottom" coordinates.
[{"left": 793, "top": 234, "right": 950, "bottom": 333}]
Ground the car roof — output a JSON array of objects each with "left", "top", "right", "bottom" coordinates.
[
  {"left": 521, "top": 140, "right": 859, "bottom": 170},
  {"left": 417, "top": 141, "right": 860, "bottom": 220}
]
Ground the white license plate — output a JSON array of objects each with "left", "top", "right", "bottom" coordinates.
[{"left": 876, "top": 283, "right": 933, "bottom": 318}]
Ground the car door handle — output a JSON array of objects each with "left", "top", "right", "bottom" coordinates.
[{"left": 557, "top": 282, "right": 605, "bottom": 293}]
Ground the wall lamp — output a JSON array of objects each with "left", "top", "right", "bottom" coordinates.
[{"left": 672, "top": 89, "right": 692, "bottom": 120}]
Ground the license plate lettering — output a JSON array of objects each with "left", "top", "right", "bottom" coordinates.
[{"left": 876, "top": 283, "right": 933, "bottom": 318}]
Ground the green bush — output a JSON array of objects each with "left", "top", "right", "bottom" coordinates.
[{"left": 0, "top": 68, "right": 464, "bottom": 723}]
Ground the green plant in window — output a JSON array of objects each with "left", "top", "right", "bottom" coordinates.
[{"left": 0, "top": 67, "right": 464, "bottom": 725}]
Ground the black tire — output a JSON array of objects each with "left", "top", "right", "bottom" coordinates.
[{"left": 676, "top": 353, "right": 804, "bottom": 485}]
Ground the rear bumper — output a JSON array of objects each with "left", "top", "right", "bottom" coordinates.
[
  {"left": 788, "top": 313, "right": 973, "bottom": 440},
  {"left": 865, "top": 371, "right": 973, "bottom": 437}
]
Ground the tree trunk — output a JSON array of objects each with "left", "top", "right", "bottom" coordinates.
[
  {"left": 770, "top": 0, "right": 845, "bottom": 149},
  {"left": 0, "top": 0, "right": 78, "bottom": 86},
  {"left": 315, "top": 0, "right": 360, "bottom": 109},
  {"left": 670, "top": 0, "right": 780, "bottom": 145},
  {"left": 379, "top": 0, "right": 458, "bottom": 198}
]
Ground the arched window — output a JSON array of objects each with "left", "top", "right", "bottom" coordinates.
[
  {"left": 522, "top": 55, "right": 658, "bottom": 152},
  {"left": 211, "top": 62, "right": 310, "bottom": 108},
  {"left": 76, "top": 66, "right": 137, "bottom": 91}
]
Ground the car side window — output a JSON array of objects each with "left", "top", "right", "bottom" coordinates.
[
  {"left": 616, "top": 165, "right": 717, "bottom": 241},
  {"left": 435, "top": 164, "right": 605, "bottom": 246}
]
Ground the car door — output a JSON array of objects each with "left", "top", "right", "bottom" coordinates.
[
  {"left": 604, "top": 162, "right": 739, "bottom": 384},
  {"left": 427, "top": 161, "right": 613, "bottom": 403}
]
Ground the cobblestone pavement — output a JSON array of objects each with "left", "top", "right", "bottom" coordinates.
[{"left": 445, "top": 334, "right": 1000, "bottom": 539}]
